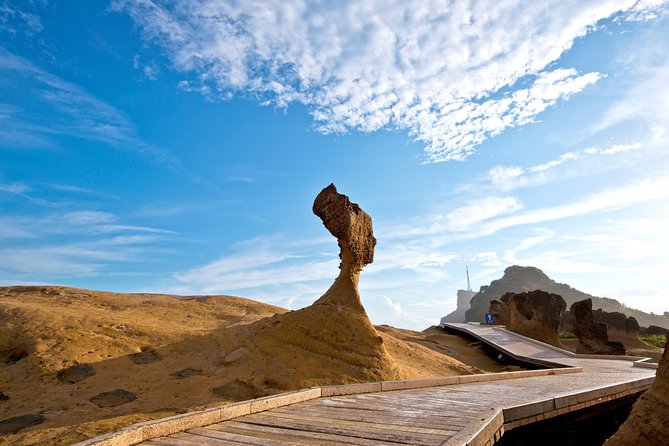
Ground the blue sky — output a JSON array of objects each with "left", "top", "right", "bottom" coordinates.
[{"left": 1, "top": 1, "right": 668, "bottom": 329}]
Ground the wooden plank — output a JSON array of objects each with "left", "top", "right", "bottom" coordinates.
[
  {"left": 258, "top": 410, "right": 456, "bottom": 436},
  {"left": 269, "top": 407, "right": 471, "bottom": 431},
  {"left": 190, "top": 427, "right": 301, "bottom": 446},
  {"left": 145, "top": 435, "right": 234, "bottom": 446},
  {"left": 216, "top": 420, "right": 399, "bottom": 446},
  {"left": 230, "top": 414, "right": 445, "bottom": 445}
]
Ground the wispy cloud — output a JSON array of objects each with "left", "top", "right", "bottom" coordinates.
[
  {"left": 0, "top": 205, "right": 176, "bottom": 278},
  {"left": 0, "top": 1, "right": 43, "bottom": 37},
  {"left": 112, "top": 1, "right": 668, "bottom": 162},
  {"left": 480, "top": 175, "right": 669, "bottom": 236},
  {"left": 0, "top": 47, "right": 179, "bottom": 166},
  {"left": 487, "top": 142, "right": 644, "bottom": 191},
  {"left": 0, "top": 179, "right": 29, "bottom": 195},
  {"left": 173, "top": 235, "right": 336, "bottom": 294}
]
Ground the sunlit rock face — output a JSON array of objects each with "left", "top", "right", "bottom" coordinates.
[
  {"left": 571, "top": 299, "right": 625, "bottom": 355},
  {"left": 605, "top": 337, "right": 669, "bottom": 445}
]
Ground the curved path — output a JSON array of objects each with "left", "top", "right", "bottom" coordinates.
[{"left": 81, "top": 324, "right": 656, "bottom": 446}]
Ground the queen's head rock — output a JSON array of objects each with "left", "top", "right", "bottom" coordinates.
[
  {"left": 312, "top": 183, "right": 376, "bottom": 311},
  {"left": 313, "top": 183, "right": 376, "bottom": 268},
  {"left": 230, "top": 184, "right": 403, "bottom": 389}
]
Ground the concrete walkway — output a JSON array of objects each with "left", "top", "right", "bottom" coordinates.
[{"left": 83, "top": 324, "right": 657, "bottom": 446}]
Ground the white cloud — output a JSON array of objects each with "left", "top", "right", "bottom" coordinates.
[
  {"left": 0, "top": 180, "right": 29, "bottom": 195},
  {"left": 487, "top": 142, "right": 644, "bottom": 191},
  {"left": 111, "top": 0, "right": 667, "bottom": 161},
  {"left": 379, "top": 295, "right": 403, "bottom": 317},
  {"left": 380, "top": 195, "right": 522, "bottom": 239}
]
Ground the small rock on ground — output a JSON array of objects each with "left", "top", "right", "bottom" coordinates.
[
  {"left": 222, "top": 347, "right": 248, "bottom": 364},
  {"left": 130, "top": 350, "right": 160, "bottom": 364},
  {"left": 212, "top": 380, "right": 257, "bottom": 402},
  {"left": 171, "top": 368, "right": 203, "bottom": 379},
  {"left": 90, "top": 389, "right": 136, "bottom": 408},
  {"left": 0, "top": 414, "right": 45, "bottom": 434},
  {"left": 57, "top": 363, "right": 96, "bottom": 384}
]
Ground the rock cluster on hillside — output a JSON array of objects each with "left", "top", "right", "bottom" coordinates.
[
  {"left": 605, "top": 337, "right": 669, "bottom": 445},
  {"left": 465, "top": 265, "right": 669, "bottom": 329},
  {"left": 593, "top": 309, "right": 640, "bottom": 339},
  {"left": 571, "top": 299, "right": 625, "bottom": 355},
  {"left": 489, "top": 290, "right": 566, "bottom": 347}
]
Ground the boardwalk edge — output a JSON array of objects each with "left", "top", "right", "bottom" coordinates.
[{"left": 72, "top": 367, "right": 580, "bottom": 446}]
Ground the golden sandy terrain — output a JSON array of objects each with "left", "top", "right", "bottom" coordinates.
[{"left": 0, "top": 286, "right": 506, "bottom": 446}]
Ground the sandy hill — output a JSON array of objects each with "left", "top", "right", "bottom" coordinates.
[
  {"left": 0, "top": 183, "right": 510, "bottom": 446},
  {"left": 465, "top": 266, "right": 669, "bottom": 329},
  {"left": 0, "top": 286, "right": 503, "bottom": 446}
]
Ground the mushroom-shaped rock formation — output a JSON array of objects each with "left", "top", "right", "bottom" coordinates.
[
  {"left": 489, "top": 290, "right": 566, "bottom": 347},
  {"left": 311, "top": 183, "right": 376, "bottom": 311},
  {"left": 570, "top": 299, "right": 625, "bottom": 355},
  {"left": 230, "top": 184, "right": 403, "bottom": 390},
  {"left": 605, "top": 336, "right": 669, "bottom": 445}
]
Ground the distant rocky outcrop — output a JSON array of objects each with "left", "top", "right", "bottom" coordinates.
[
  {"left": 593, "top": 310, "right": 640, "bottom": 339},
  {"left": 232, "top": 184, "right": 402, "bottom": 388},
  {"left": 441, "top": 289, "right": 476, "bottom": 324},
  {"left": 489, "top": 291, "right": 566, "bottom": 347},
  {"left": 465, "top": 265, "right": 669, "bottom": 329},
  {"left": 571, "top": 299, "right": 625, "bottom": 355},
  {"left": 605, "top": 337, "right": 669, "bottom": 445},
  {"left": 641, "top": 325, "right": 669, "bottom": 336}
]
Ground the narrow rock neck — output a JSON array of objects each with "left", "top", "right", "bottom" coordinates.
[{"left": 314, "top": 243, "right": 365, "bottom": 311}]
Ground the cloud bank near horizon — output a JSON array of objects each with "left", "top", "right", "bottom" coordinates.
[{"left": 114, "top": 0, "right": 666, "bottom": 162}]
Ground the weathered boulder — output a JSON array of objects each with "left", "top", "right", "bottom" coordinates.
[
  {"left": 571, "top": 299, "right": 625, "bottom": 355},
  {"left": 605, "top": 337, "right": 669, "bottom": 445},
  {"left": 489, "top": 290, "right": 566, "bottom": 347},
  {"left": 441, "top": 289, "right": 476, "bottom": 324},
  {"left": 593, "top": 309, "right": 640, "bottom": 339}
]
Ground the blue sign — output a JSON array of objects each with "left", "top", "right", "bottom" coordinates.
[{"left": 485, "top": 313, "right": 494, "bottom": 325}]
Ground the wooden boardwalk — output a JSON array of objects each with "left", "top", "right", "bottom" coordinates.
[{"left": 131, "top": 323, "right": 656, "bottom": 446}]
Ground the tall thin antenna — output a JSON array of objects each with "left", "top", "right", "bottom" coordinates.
[{"left": 466, "top": 266, "right": 472, "bottom": 292}]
